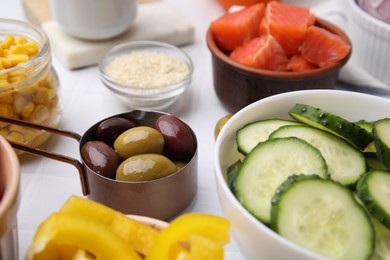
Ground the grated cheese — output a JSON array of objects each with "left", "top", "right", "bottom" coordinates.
[{"left": 105, "top": 50, "right": 189, "bottom": 87}]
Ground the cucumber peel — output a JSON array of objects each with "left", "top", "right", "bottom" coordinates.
[
  {"left": 373, "top": 118, "right": 390, "bottom": 169},
  {"left": 357, "top": 170, "right": 390, "bottom": 229},
  {"left": 288, "top": 103, "right": 373, "bottom": 150}
]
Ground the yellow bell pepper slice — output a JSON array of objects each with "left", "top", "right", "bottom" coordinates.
[
  {"left": 25, "top": 212, "right": 141, "bottom": 260},
  {"left": 188, "top": 234, "right": 224, "bottom": 260},
  {"left": 146, "top": 213, "right": 230, "bottom": 260},
  {"left": 59, "top": 195, "right": 160, "bottom": 256}
]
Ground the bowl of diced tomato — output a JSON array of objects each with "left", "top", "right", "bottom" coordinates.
[{"left": 207, "top": 1, "right": 351, "bottom": 113}]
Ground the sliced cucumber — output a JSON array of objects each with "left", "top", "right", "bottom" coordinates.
[
  {"left": 234, "top": 137, "right": 328, "bottom": 224},
  {"left": 373, "top": 118, "right": 390, "bottom": 169},
  {"left": 357, "top": 170, "right": 390, "bottom": 229},
  {"left": 271, "top": 174, "right": 374, "bottom": 260},
  {"left": 269, "top": 124, "right": 367, "bottom": 186},
  {"left": 355, "top": 120, "right": 376, "bottom": 153},
  {"left": 355, "top": 120, "right": 374, "bottom": 133},
  {"left": 226, "top": 160, "right": 241, "bottom": 194},
  {"left": 236, "top": 118, "right": 301, "bottom": 155},
  {"left": 288, "top": 103, "right": 373, "bottom": 150},
  {"left": 371, "top": 217, "right": 390, "bottom": 260}
]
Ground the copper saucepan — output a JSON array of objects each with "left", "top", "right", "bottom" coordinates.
[{"left": 0, "top": 110, "right": 198, "bottom": 220}]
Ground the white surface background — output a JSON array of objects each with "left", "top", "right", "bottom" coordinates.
[{"left": 1, "top": 0, "right": 388, "bottom": 259}]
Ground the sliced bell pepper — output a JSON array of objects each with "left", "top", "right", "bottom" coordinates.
[
  {"left": 59, "top": 195, "right": 160, "bottom": 256},
  {"left": 188, "top": 233, "right": 224, "bottom": 260},
  {"left": 146, "top": 213, "right": 230, "bottom": 260},
  {"left": 25, "top": 212, "right": 141, "bottom": 260}
]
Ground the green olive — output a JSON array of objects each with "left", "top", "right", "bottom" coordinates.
[
  {"left": 116, "top": 154, "right": 178, "bottom": 182},
  {"left": 214, "top": 114, "right": 233, "bottom": 140},
  {"left": 174, "top": 161, "right": 187, "bottom": 170},
  {"left": 113, "top": 126, "right": 164, "bottom": 159}
]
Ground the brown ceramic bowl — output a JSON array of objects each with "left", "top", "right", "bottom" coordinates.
[
  {"left": 0, "top": 135, "right": 20, "bottom": 260},
  {"left": 206, "top": 18, "right": 352, "bottom": 113}
]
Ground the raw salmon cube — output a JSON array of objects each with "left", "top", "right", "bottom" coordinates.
[
  {"left": 263, "top": 1, "right": 315, "bottom": 56},
  {"left": 287, "top": 54, "right": 318, "bottom": 72},
  {"left": 211, "top": 3, "right": 265, "bottom": 51},
  {"left": 300, "top": 25, "right": 351, "bottom": 67},
  {"left": 230, "top": 34, "right": 288, "bottom": 71}
]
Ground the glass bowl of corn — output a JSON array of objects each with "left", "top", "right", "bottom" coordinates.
[
  {"left": 99, "top": 41, "right": 193, "bottom": 111},
  {"left": 0, "top": 18, "right": 61, "bottom": 149}
]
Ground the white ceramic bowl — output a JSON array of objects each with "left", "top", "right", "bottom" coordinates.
[
  {"left": 214, "top": 89, "right": 390, "bottom": 259},
  {"left": 99, "top": 41, "right": 193, "bottom": 110},
  {"left": 344, "top": 0, "right": 390, "bottom": 86},
  {"left": 50, "top": 0, "right": 138, "bottom": 40}
]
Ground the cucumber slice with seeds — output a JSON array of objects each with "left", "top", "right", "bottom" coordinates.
[
  {"left": 288, "top": 103, "right": 373, "bottom": 150},
  {"left": 269, "top": 124, "right": 367, "bottom": 186},
  {"left": 234, "top": 137, "right": 328, "bottom": 224},
  {"left": 236, "top": 118, "right": 301, "bottom": 155},
  {"left": 271, "top": 174, "right": 374, "bottom": 260},
  {"left": 357, "top": 170, "right": 390, "bottom": 229}
]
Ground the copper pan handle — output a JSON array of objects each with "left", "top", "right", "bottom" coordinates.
[{"left": 0, "top": 116, "right": 90, "bottom": 195}]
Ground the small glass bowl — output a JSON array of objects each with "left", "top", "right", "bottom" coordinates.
[{"left": 99, "top": 41, "right": 193, "bottom": 110}]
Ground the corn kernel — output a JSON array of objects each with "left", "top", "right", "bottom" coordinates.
[
  {"left": 8, "top": 74, "right": 26, "bottom": 83},
  {"left": 0, "top": 57, "right": 11, "bottom": 69},
  {"left": 16, "top": 37, "right": 28, "bottom": 44},
  {"left": 7, "top": 131, "right": 25, "bottom": 144},
  {"left": 1, "top": 35, "right": 15, "bottom": 49},
  {"left": 0, "top": 79, "right": 8, "bottom": 85},
  {"left": 21, "top": 101, "right": 35, "bottom": 118},
  {"left": 0, "top": 128, "right": 10, "bottom": 136},
  {"left": 9, "top": 124, "right": 28, "bottom": 133},
  {"left": 8, "top": 68, "right": 26, "bottom": 77},
  {"left": 28, "top": 104, "right": 49, "bottom": 123},
  {"left": 0, "top": 103, "right": 14, "bottom": 117},
  {"left": 0, "top": 73, "right": 8, "bottom": 80},
  {"left": 9, "top": 71, "right": 27, "bottom": 82},
  {"left": 10, "top": 44, "right": 28, "bottom": 55},
  {"left": 34, "top": 87, "right": 55, "bottom": 104},
  {"left": 24, "top": 129, "right": 38, "bottom": 143},
  {"left": 8, "top": 54, "right": 29, "bottom": 67},
  {"left": 30, "top": 131, "right": 49, "bottom": 147},
  {"left": 24, "top": 42, "right": 39, "bottom": 57},
  {"left": 13, "top": 95, "right": 27, "bottom": 114},
  {"left": 0, "top": 94, "right": 13, "bottom": 104}
]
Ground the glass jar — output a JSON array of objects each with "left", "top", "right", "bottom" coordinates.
[{"left": 0, "top": 18, "right": 61, "bottom": 148}]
